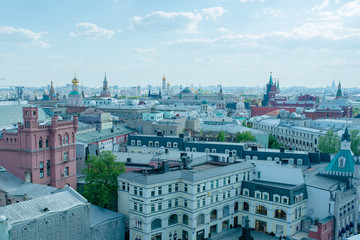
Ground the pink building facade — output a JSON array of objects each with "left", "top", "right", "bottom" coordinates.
[{"left": 0, "top": 107, "right": 78, "bottom": 189}]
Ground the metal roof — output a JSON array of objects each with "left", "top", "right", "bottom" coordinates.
[
  {"left": 76, "top": 125, "right": 135, "bottom": 144},
  {"left": 89, "top": 204, "right": 125, "bottom": 227},
  {"left": 0, "top": 187, "right": 87, "bottom": 224},
  {"left": 0, "top": 167, "right": 24, "bottom": 193},
  {"left": 119, "top": 161, "right": 254, "bottom": 185}
]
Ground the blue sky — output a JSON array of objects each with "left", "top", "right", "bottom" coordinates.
[{"left": 0, "top": 0, "right": 360, "bottom": 88}]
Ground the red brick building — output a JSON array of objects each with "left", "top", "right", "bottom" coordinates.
[{"left": 0, "top": 107, "right": 78, "bottom": 189}]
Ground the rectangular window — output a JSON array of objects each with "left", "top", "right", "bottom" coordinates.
[
  {"left": 202, "top": 198, "right": 205, "bottom": 206},
  {"left": 228, "top": 177, "right": 231, "bottom": 184},
  {"left": 158, "top": 202, "right": 162, "bottom": 211},
  {"left": 134, "top": 187, "right": 138, "bottom": 195},
  {"left": 151, "top": 204, "right": 155, "bottom": 212},
  {"left": 175, "top": 183, "right": 179, "bottom": 191},
  {"left": 175, "top": 198, "right": 178, "bottom": 207},
  {"left": 151, "top": 189, "right": 155, "bottom": 197},
  {"left": 184, "top": 199, "right": 188, "bottom": 207},
  {"left": 197, "top": 184, "right": 201, "bottom": 193},
  {"left": 40, "top": 161, "right": 44, "bottom": 178},
  {"left": 223, "top": 192, "right": 226, "bottom": 200},
  {"left": 184, "top": 184, "right": 188, "bottom": 192},
  {"left": 211, "top": 196, "right": 214, "bottom": 204},
  {"left": 216, "top": 195, "right": 219, "bottom": 202},
  {"left": 139, "top": 204, "right": 143, "bottom": 212},
  {"left": 227, "top": 191, "right": 230, "bottom": 198},
  {"left": 134, "top": 202, "right": 138, "bottom": 211},
  {"left": 158, "top": 187, "right": 162, "bottom": 195},
  {"left": 223, "top": 178, "right": 226, "bottom": 185},
  {"left": 168, "top": 185, "right": 172, "bottom": 193},
  {"left": 211, "top": 181, "right": 214, "bottom": 189},
  {"left": 122, "top": 182, "right": 126, "bottom": 190},
  {"left": 202, "top": 184, "right": 206, "bottom": 191},
  {"left": 63, "top": 152, "right": 68, "bottom": 162},
  {"left": 197, "top": 200, "right": 200, "bottom": 208},
  {"left": 139, "top": 188, "right": 143, "bottom": 196},
  {"left": 168, "top": 200, "right": 172, "bottom": 208},
  {"left": 64, "top": 167, "right": 69, "bottom": 177},
  {"left": 216, "top": 179, "right": 219, "bottom": 188},
  {"left": 46, "top": 160, "right": 50, "bottom": 176},
  {"left": 235, "top": 175, "right": 239, "bottom": 182}
]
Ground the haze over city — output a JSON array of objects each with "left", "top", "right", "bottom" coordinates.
[{"left": 1, "top": 0, "right": 360, "bottom": 88}]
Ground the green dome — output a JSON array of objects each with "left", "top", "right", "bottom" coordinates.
[
  {"left": 202, "top": 100, "right": 208, "bottom": 104},
  {"left": 69, "top": 91, "right": 80, "bottom": 96}
]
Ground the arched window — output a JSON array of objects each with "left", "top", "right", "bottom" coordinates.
[
  {"left": 65, "top": 134, "right": 69, "bottom": 144},
  {"left": 39, "top": 138, "right": 43, "bottom": 149},
  {"left": 197, "top": 214, "right": 205, "bottom": 226},
  {"left": 46, "top": 138, "right": 49, "bottom": 148},
  {"left": 274, "top": 209, "right": 286, "bottom": 220},
  {"left": 58, "top": 134, "right": 62, "bottom": 145},
  {"left": 182, "top": 214, "right": 189, "bottom": 225},
  {"left": 223, "top": 205, "right": 230, "bottom": 217},
  {"left": 210, "top": 209, "right": 218, "bottom": 221},
  {"left": 243, "top": 202, "right": 249, "bottom": 211},
  {"left": 151, "top": 218, "right": 162, "bottom": 230},
  {"left": 256, "top": 205, "right": 267, "bottom": 215},
  {"left": 234, "top": 202, "right": 239, "bottom": 212},
  {"left": 168, "top": 214, "right": 178, "bottom": 226}
]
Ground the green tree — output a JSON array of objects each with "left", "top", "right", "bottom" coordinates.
[
  {"left": 82, "top": 151, "right": 125, "bottom": 210},
  {"left": 268, "top": 135, "right": 282, "bottom": 149},
  {"left": 318, "top": 130, "right": 340, "bottom": 154},
  {"left": 236, "top": 131, "right": 256, "bottom": 143},
  {"left": 351, "top": 130, "right": 360, "bottom": 155},
  {"left": 353, "top": 107, "right": 360, "bottom": 117},
  {"left": 217, "top": 130, "right": 226, "bottom": 142}
]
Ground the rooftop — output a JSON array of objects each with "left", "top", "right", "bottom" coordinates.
[{"left": 76, "top": 125, "right": 135, "bottom": 144}]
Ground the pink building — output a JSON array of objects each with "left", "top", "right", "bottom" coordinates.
[{"left": 0, "top": 107, "right": 78, "bottom": 189}]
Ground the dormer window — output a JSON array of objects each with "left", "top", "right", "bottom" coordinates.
[{"left": 338, "top": 156, "right": 346, "bottom": 168}]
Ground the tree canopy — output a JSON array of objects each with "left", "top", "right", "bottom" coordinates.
[
  {"left": 82, "top": 151, "right": 125, "bottom": 210},
  {"left": 318, "top": 130, "right": 340, "bottom": 154},
  {"left": 236, "top": 131, "right": 256, "bottom": 143},
  {"left": 268, "top": 135, "right": 282, "bottom": 149},
  {"left": 217, "top": 130, "right": 226, "bottom": 142},
  {"left": 351, "top": 130, "right": 360, "bottom": 155}
]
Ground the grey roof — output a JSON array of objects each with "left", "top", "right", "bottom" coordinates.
[
  {"left": 89, "top": 204, "right": 125, "bottom": 227},
  {"left": 76, "top": 125, "right": 135, "bottom": 144},
  {"left": 200, "top": 123, "right": 267, "bottom": 135},
  {"left": 0, "top": 187, "right": 87, "bottom": 224},
  {"left": 0, "top": 167, "right": 24, "bottom": 193},
  {"left": 0, "top": 104, "right": 52, "bottom": 129},
  {"left": 7, "top": 183, "right": 57, "bottom": 199},
  {"left": 119, "top": 161, "right": 254, "bottom": 185},
  {"left": 305, "top": 174, "right": 346, "bottom": 191}
]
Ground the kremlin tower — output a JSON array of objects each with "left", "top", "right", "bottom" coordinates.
[{"left": 100, "top": 73, "right": 111, "bottom": 98}]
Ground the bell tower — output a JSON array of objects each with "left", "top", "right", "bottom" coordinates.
[{"left": 22, "top": 107, "right": 38, "bottom": 130}]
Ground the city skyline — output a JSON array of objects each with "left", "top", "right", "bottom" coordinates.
[{"left": 1, "top": 0, "right": 360, "bottom": 88}]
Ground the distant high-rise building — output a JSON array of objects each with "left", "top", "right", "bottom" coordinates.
[
  {"left": 262, "top": 72, "right": 278, "bottom": 106},
  {"left": 100, "top": 73, "right": 111, "bottom": 98}
]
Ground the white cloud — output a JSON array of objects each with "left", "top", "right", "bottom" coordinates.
[
  {"left": 129, "top": 11, "right": 202, "bottom": 33},
  {"left": 258, "top": 8, "right": 284, "bottom": 18},
  {"left": 202, "top": 7, "right": 226, "bottom": 20},
  {"left": 217, "top": 27, "right": 229, "bottom": 33},
  {"left": 70, "top": 22, "right": 114, "bottom": 39},
  {"left": 0, "top": 26, "right": 49, "bottom": 47},
  {"left": 312, "top": 0, "right": 330, "bottom": 12},
  {"left": 132, "top": 48, "right": 157, "bottom": 54},
  {"left": 337, "top": 0, "right": 360, "bottom": 17}
]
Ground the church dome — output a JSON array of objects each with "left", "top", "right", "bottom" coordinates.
[
  {"left": 202, "top": 100, "right": 208, "bottom": 104},
  {"left": 181, "top": 87, "right": 192, "bottom": 94}
]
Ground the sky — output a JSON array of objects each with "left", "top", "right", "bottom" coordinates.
[{"left": 0, "top": 0, "right": 360, "bottom": 88}]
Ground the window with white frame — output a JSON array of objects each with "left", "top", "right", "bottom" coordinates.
[
  {"left": 289, "top": 158, "right": 294, "bottom": 164},
  {"left": 273, "top": 194, "right": 280, "bottom": 203},
  {"left": 186, "top": 147, "right": 190, "bottom": 152},
  {"left": 255, "top": 191, "right": 261, "bottom": 199},
  {"left": 338, "top": 156, "right": 346, "bottom": 168},
  {"left": 192, "top": 147, "right": 197, "bottom": 152},
  {"left": 232, "top": 150, "right": 237, "bottom": 155},
  {"left": 131, "top": 140, "right": 135, "bottom": 146},
  {"left": 262, "top": 192, "right": 269, "bottom": 201},
  {"left": 205, "top": 148, "right": 210, "bottom": 153},
  {"left": 225, "top": 149, "right": 230, "bottom": 154},
  {"left": 167, "top": 142, "right": 171, "bottom": 148},
  {"left": 282, "top": 196, "right": 289, "bottom": 204},
  {"left": 173, "top": 142, "right": 178, "bottom": 148},
  {"left": 148, "top": 141, "right": 153, "bottom": 147},
  {"left": 212, "top": 148, "right": 216, "bottom": 153},
  {"left": 155, "top": 141, "right": 159, "bottom": 147},
  {"left": 137, "top": 140, "right": 141, "bottom": 146},
  {"left": 297, "top": 159, "right": 303, "bottom": 165}
]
